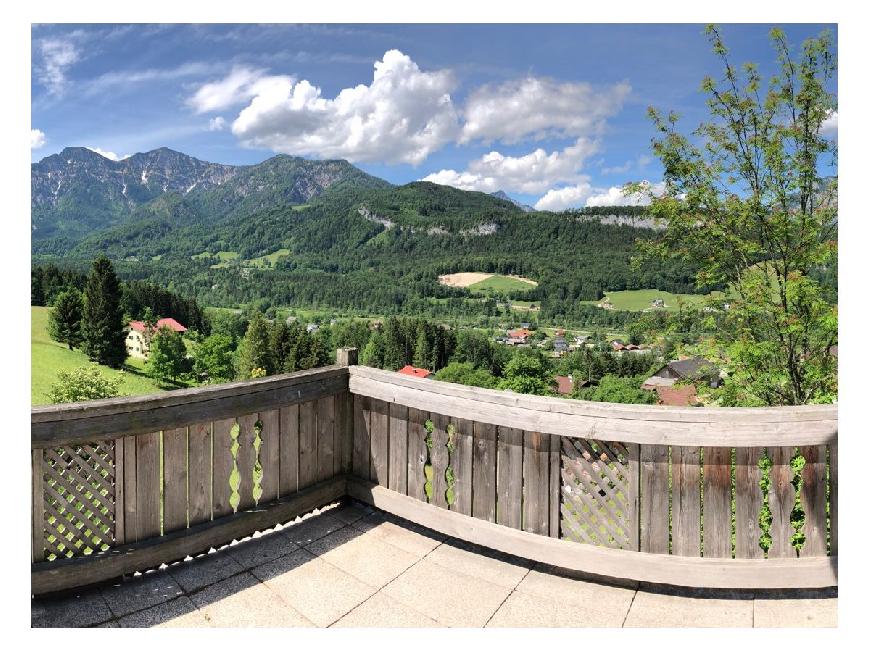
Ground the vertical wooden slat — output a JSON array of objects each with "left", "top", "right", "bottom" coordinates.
[
  {"left": 472, "top": 422, "right": 497, "bottom": 523},
  {"left": 298, "top": 401, "right": 317, "bottom": 490},
  {"left": 123, "top": 435, "right": 138, "bottom": 541},
  {"left": 352, "top": 395, "right": 371, "bottom": 481},
  {"left": 450, "top": 417, "right": 473, "bottom": 516},
  {"left": 768, "top": 446, "right": 797, "bottom": 559},
  {"left": 236, "top": 414, "right": 257, "bottom": 511},
  {"left": 522, "top": 431, "right": 549, "bottom": 535},
  {"left": 800, "top": 445, "right": 827, "bottom": 557},
  {"left": 703, "top": 446, "right": 731, "bottom": 558},
  {"left": 135, "top": 432, "right": 161, "bottom": 539},
  {"left": 735, "top": 447, "right": 763, "bottom": 559},
  {"left": 625, "top": 442, "right": 640, "bottom": 551},
  {"left": 639, "top": 444, "right": 669, "bottom": 554},
  {"left": 388, "top": 404, "right": 409, "bottom": 494},
  {"left": 187, "top": 422, "right": 212, "bottom": 526},
  {"left": 32, "top": 448, "right": 45, "bottom": 562},
  {"left": 829, "top": 443, "right": 837, "bottom": 556},
  {"left": 259, "top": 409, "right": 280, "bottom": 504},
  {"left": 548, "top": 434, "right": 561, "bottom": 538},
  {"left": 496, "top": 426, "right": 523, "bottom": 529},
  {"left": 316, "top": 396, "right": 336, "bottom": 482},
  {"left": 430, "top": 413, "right": 450, "bottom": 509},
  {"left": 279, "top": 405, "right": 299, "bottom": 497},
  {"left": 336, "top": 391, "right": 353, "bottom": 475},
  {"left": 406, "top": 407, "right": 428, "bottom": 502},
  {"left": 212, "top": 418, "right": 236, "bottom": 518},
  {"left": 162, "top": 427, "right": 188, "bottom": 533},
  {"left": 113, "top": 438, "right": 125, "bottom": 545},
  {"left": 369, "top": 398, "right": 390, "bottom": 486},
  {"left": 671, "top": 446, "right": 701, "bottom": 557}
]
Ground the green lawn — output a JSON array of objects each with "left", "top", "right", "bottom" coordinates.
[
  {"left": 247, "top": 248, "right": 291, "bottom": 268},
  {"left": 468, "top": 274, "right": 537, "bottom": 294},
  {"left": 582, "top": 289, "right": 724, "bottom": 312},
  {"left": 32, "top": 306, "right": 170, "bottom": 406}
]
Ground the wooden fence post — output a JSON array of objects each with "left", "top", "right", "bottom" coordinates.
[{"left": 336, "top": 348, "right": 357, "bottom": 475}]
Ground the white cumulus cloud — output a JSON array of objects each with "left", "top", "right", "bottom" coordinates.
[
  {"left": 37, "top": 39, "right": 80, "bottom": 95},
  {"left": 423, "top": 138, "right": 599, "bottom": 194},
  {"left": 187, "top": 66, "right": 275, "bottom": 114},
  {"left": 534, "top": 180, "right": 665, "bottom": 212},
  {"left": 31, "top": 129, "right": 46, "bottom": 149},
  {"left": 222, "top": 50, "right": 460, "bottom": 165},
  {"left": 461, "top": 77, "right": 631, "bottom": 144},
  {"left": 585, "top": 180, "right": 666, "bottom": 207},
  {"left": 209, "top": 116, "right": 227, "bottom": 131},
  {"left": 534, "top": 183, "right": 595, "bottom": 211},
  {"left": 87, "top": 147, "right": 128, "bottom": 161},
  {"left": 821, "top": 110, "right": 838, "bottom": 137}
]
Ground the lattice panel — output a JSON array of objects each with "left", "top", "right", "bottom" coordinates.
[
  {"left": 42, "top": 442, "right": 116, "bottom": 561},
  {"left": 560, "top": 438, "right": 634, "bottom": 549}
]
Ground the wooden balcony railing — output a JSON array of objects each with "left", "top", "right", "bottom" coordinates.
[{"left": 31, "top": 348, "right": 837, "bottom": 595}]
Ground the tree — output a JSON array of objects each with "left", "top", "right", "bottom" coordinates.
[
  {"left": 413, "top": 326, "right": 433, "bottom": 370},
  {"left": 498, "top": 349, "right": 553, "bottom": 396},
  {"left": 575, "top": 375, "right": 656, "bottom": 405},
  {"left": 81, "top": 257, "right": 127, "bottom": 368},
  {"left": 235, "top": 312, "right": 274, "bottom": 379},
  {"left": 433, "top": 362, "right": 497, "bottom": 388},
  {"left": 361, "top": 330, "right": 386, "bottom": 368},
  {"left": 146, "top": 326, "right": 188, "bottom": 385},
  {"left": 48, "top": 289, "right": 83, "bottom": 350},
  {"left": 633, "top": 25, "right": 837, "bottom": 405},
  {"left": 49, "top": 365, "right": 123, "bottom": 403},
  {"left": 193, "top": 333, "right": 235, "bottom": 384}
]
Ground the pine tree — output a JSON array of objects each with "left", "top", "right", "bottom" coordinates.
[
  {"left": 236, "top": 312, "right": 274, "bottom": 378},
  {"left": 413, "top": 325, "right": 432, "bottom": 370},
  {"left": 81, "top": 257, "right": 127, "bottom": 368},
  {"left": 382, "top": 317, "right": 405, "bottom": 370},
  {"left": 361, "top": 330, "right": 386, "bottom": 368},
  {"left": 48, "top": 289, "right": 83, "bottom": 350}
]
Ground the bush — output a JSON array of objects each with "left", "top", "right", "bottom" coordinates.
[{"left": 48, "top": 365, "right": 123, "bottom": 404}]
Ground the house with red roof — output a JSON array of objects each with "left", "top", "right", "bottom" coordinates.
[
  {"left": 397, "top": 365, "right": 431, "bottom": 379},
  {"left": 125, "top": 317, "right": 187, "bottom": 359}
]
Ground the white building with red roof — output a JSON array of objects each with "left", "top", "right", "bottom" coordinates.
[{"left": 125, "top": 317, "right": 187, "bottom": 359}]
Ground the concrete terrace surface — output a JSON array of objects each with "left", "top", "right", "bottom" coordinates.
[{"left": 32, "top": 501, "right": 837, "bottom": 628}]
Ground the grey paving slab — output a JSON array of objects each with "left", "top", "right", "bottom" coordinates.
[
  {"left": 624, "top": 589, "right": 754, "bottom": 628},
  {"left": 31, "top": 590, "right": 113, "bottom": 628},
  {"left": 190, "top": 572, "right": 315, "bottom": 627},
  {"left": 116, "top": 596, "right": 209, "bottom": 628},
  {"left": 487, "top": 589, "right": 625, "bottom": 627},
  {"left": 226, "top": 529, "right": 300, "bottom": 569},
  {"left": 351, "top": 513, "right": 446, "bottom": 556},
  {"left": 514, "top": 566, "right": 636, "bottom": 623},
  {"left": 100, "top": 570, "right": 185, "bottom": 618},
  {"left": 309, "top": 529, "right": 421, "bottom": 588},
  {"left": 168, "top": 549, "right": 246, "bottom": 593},
  {"left": 332, "top": 592, "right": 443, "bottom": 628},
  {"left": 331, "top": 501, "right": 376, "bottom": 525},
  {"left": 383, "top": 557, "right": 512, "bottom": 627},
  {"left": 252, "top": 548, "right": 377, "bottom": 626},
  {"left": 281, "top": 512, "right": 347, "bottom": 546},
  {"left": 427, "top": 538, "right": 532, "bottom": 589},
  {"left": 753, "top": 597, "right": 838, "bottom": 627}
]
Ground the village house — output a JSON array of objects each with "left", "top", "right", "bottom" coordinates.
[
  {"left": 125, "top": 317, "right": 187, "bottom": 359},
  {"left": 641, "top": 357, "right": 722, "bottom": 406},
  {"left": 506, "top": 327, "right": 533, "bottom": 345},
  {"left": 397, "top": 365, "right": 431, "bottom": 379},
  {"left": 553, "top": 337, "right": 568, "bottom": 357},
  {"left": 306, "top": 323, "right": 319, "bottom": 334}
]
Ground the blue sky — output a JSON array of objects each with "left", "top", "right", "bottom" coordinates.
[{"left": 31, "top": 23, "right": 837, "bottom": 210}]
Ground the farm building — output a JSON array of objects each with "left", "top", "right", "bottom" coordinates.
[{"left": 125, "top": 317, "right": 187, "bottom": 359}]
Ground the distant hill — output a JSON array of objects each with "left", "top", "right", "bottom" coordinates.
[{"left": 491, "top": 190, "right": 534, "bottom": 212}]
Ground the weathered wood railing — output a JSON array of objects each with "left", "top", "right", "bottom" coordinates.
[
  {"left": 347, "top": 365, "right": 838, "bottom": 589},
  {"left": 31, "top": 349, "right": 837, "bottom": 595},
  {"left": 31, "top": 362, "right": 354, "bottom": 595}
]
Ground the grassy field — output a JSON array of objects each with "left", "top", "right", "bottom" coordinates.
[
  {"left": 468, "top": 274, "right": 537, "bottom": 294},
  {"left": 582, "top": 289, "right": 723, "bottom": 312},
  {"left": 32, "top": 306, "right": 170, "bottom": 406},
  {"left": 247, "top": 248, "right": 291, "bottom": 268}
]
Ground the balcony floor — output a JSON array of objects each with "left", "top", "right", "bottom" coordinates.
[{"left": 31, "top": 501, "right": 837, "bottom": 628}]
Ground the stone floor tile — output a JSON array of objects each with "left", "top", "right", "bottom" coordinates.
[
  {"left": 427, "top": 539, "right": 532, "bottom": 589},
  {"left": 310, "top": 529, "right": 420, "bottom": 588},
  {"left": 189, "top": 572, "right": 315, "bottom": 627},
  {"left": 281, "top": 512, "right": 347, "bottom": 546},
  {"left": 168, "top": 549, "right": 245, "bottom": 593},
  {"left": 332, "top": 592, "right": 442, "bottom": 627},
  {"left": 226, "top": 529, "right": 300, "bottom": 569},
  {"left": 100, "top": 570, "right": 185, "bottom": 618},
  {"left": 352, "top": 514, "right": 446, "bottom": 556},
  {"left": 383, "top": 558, "right": 511, "bottom": 627},
  {"left": 331, "top": 501, "right": 376, "bottom": 525},
  {"left": 253, "top": 549, "right": 377, "bottom": 626},
  {"left": 487, "top": 590, "right": 624, "bottom": 627},
  {"left": 624, "top": 589, "right": 753, "bottom": 628},
  {"left": 754, "top": 597, "right": 837, "bottom": 627},
  {"left": 514, "top": 566, "right": 636, "bottom": 620},
  {"left": 31, "top": 591, "right": 113, "bottom": 628},
  {"left": 116, "top": 596, "right": 209, "bottom": 628}
]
